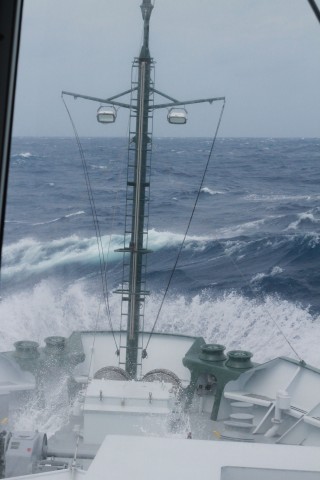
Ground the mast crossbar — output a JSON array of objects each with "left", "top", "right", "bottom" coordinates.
[
  {"left": 61, "top": 89, "right": 136, "bottom": 109},
  {"left": 151, "top": 88, "right": 179, "bottom": 103},
  {"left": 152, "top": 96, "right": 225, "bottom": 110}
]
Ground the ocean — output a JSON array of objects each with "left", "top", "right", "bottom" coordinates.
[{"left": 1, "top": 136, "right": 320, "bottom": 367}]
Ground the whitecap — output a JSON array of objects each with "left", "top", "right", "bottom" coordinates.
[
  {"left": 270, "top": 266, "right": 283, "bottom": 275},
  {"left": 251, "top": 265, "right": 283, "bottom": 283},
  {"left": 12, "top": 152, "right": 33, "bottom": 158},
  {"left": 32, "top": 218, "right": 61, "bottom": 226},
  {"left": 201, "top": 187, "right": 225, "bottom": 195},
  {"left": 32, "top": 211, "right": 85, "bottom": 226},
  {"left": 251, "top": 272, "right": 267, "bottom": 282},
  {"left": 65, "top": 211, "right": 85, "bottom": 218},
  {"left": 215, "top": 217, "right": 267, "bottom": 239},
  {"left": 246, "top": 193, "right": 317, "bottom": 202},
  {"left": 148, "top": 228, "right": 210, "bottom": 251},
  {"left": 286, "top": 211, "right": 320, "bottom": 230},
  {"left": 90, "top": 164, "right": 108, "bottom": 170}
]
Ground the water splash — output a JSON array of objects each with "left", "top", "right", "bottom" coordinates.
[
  {"left": 12, "top": 375, "right": 71, "bottom": 438},
  {"left": 1, "top": 280, "right": 319, "bottom": 367},
  {"left": 2, "top": 280, "right": 320, "bottom": 436}
]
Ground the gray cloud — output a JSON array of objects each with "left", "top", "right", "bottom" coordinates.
[{"left": 13, "top": 0, "right": 320, "bottom": 137}]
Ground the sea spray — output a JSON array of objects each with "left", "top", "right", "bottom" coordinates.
[{"left": 1, "top": 280, "right": 319, "bottom": 368}]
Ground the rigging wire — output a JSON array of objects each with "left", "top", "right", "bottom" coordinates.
[
  {"left": 103, "top": 152, "right": 125, "bottom": 358},
  {"left": 143, "top": 99, "right": 226, "bottom": 355},
  {"left": 61, "top": 94, "right": 119, "bottom": 353},
  {"left": 307, "top": 0, "right": 320, "bottom": 23}
]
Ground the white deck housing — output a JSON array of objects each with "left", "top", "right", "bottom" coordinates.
[
  {"left": 8, "top": 435, "right": 320, "bottom": 480},
  {"left": 83, "top": 379, "right": 175, "bottom": 443},
  {"left": 86, "top": 435, "right": 320, "bottom": 480}
]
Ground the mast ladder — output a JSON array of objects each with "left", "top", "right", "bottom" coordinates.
[{"left": 115, "top": 58, "right": 155, "bottom": 377}]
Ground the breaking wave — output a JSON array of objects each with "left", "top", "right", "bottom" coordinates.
[
  {"left": 0, "top": 230, "right": 211, "bottom": 281},
  {"left": 2, "top": 229, "right": 320, "bottom": 305}
]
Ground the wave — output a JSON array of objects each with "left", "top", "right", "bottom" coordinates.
[
  {"left": 214, "top": 218, "right": 268, "bottom": 238},
  {"left": 148, "top": 228, "right": 210, "bottom": 250},
  {"left": 286, "top": 211, "right": 320, "bottom": 231},
  {"left": 1, "top": 235, "right": 120, "bottom": 280},
  {"left": 0, "top": 283, "right": 319, "bottom": 368},
  {"left": 4, "top": 220, "right": 28, "bottom": 224},
  {"left": 1, "top": 229, "right": 213, "bottom": 280},
  {"left": 217, "top": 232, "right": 320, "bottom": 261},
  {"left": 245, "top": 194, "right": 320, "bottom": 202},
  {"left": 2, "top": 228, "right": 320, "bottom": 284}
]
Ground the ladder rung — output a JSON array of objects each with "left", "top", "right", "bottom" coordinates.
[
  {"left": 119, "top": 346, "right": 143, "bottom": 350},
  {"left": 114, "top": 248, "right": 152, "bottom": 254},
  {"left": 114, "top": 288, "right": 150, "bottom": 295},
  {"left": 118, "top": 363, "right": 142, "bottom": 367}
]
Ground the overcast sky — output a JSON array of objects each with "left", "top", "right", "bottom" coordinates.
[{"left": 13, "top": 0, "right": 320, "bottom": 138}]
